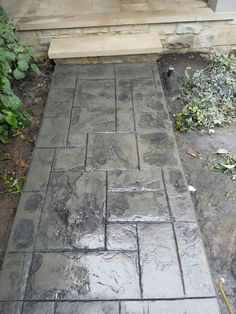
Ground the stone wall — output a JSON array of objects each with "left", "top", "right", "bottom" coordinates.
[{"left": 19, "top": 19, "right": 236, "bottom": 60}]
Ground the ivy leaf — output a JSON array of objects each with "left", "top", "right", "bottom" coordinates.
[
  {"left": 13, "top": 68, "right": 25, "bottom": 80},
  {"left": 17, "top": 59, "right": 29, "bottom": 72},
  {"left": 30, "top": 63, "right": 40, "bottom": 75}
]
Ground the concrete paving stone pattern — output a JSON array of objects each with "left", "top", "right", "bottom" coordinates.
[{"left": 0, "top": 62, "right": 220, "bottom": 313}]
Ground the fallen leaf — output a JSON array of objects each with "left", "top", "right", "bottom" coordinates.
[
  {"left": 216, "top": 148, "right": 230, "bottom": 155},
  {"left": 186, "top": 147, "right": 198, "bottom": 157},
  {"left": 200, "top": 53, "right": 210, "bottom": 59}
]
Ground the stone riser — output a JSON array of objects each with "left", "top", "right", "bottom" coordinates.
[{"left": 19, "top": 19, "right": 236, "bottom": 61}]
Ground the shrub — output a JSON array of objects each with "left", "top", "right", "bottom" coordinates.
[
  {"left": 175, "top": 54, "right": 236, "bottom": 132},
  {"left": 0, "top": 6, "right": 40, "bottom": 143}
]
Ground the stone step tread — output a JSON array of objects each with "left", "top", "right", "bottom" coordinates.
[
  {"left": 48, "top": 33, "right": 162, "bottom": 59},
  {"left": 18, "top": 7, "right": 236, "bottom": 31}
]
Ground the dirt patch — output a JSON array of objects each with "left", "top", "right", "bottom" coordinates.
[
  {"left": 158, "top": 53, "right": 236, "bottom": 313},
  {"left": 0, "top": 59, "right": 54, "bottom": 263}
]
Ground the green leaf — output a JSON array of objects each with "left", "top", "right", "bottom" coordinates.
[
  {"left": 4, "top": 111, "right": 18, "bottom": 128},
  {"left": 4, "top": 50, "right": 16, "bottom": 61},
  {"left": 30, "top": 63, "right": 40, "bottom": 75},
  {"left": 0, "top": 94, "right": 22, "bottom": 110},
  {"left": 17, "top": 59, "right": 29, "bottom": 72},
  {"left": 13, "top": 68, "right": 25, "bottom": 80}
]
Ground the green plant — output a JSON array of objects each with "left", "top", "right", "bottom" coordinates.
[
  {"left": 0, "top": 152, "right": 11, "bottom": 160},
  {"left": 0, "top": 171, "right": 24, "bottom": 194},
  {"left": 0, "top": 6, "right": 40, "bottom": 143},
  {"left": 175, "top": 54, "right": 236, "bottom": 132},
  {"left": 213, "top": 150, "right": 236, "bottom": 178}
]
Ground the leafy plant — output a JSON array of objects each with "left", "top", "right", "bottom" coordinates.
[
  {"left": 0, "top": 6, "right": 40, "bottom": 143},
  {"left": 175, "top": 54, "right": 236, "bottom": 132},
  {"left": 0, "top": 152, "right": 11, "bottom": 160},
  {"left": 0, "top": 171, "right": 24, "bottom": 195},
  {"left": 213, "top": 149, "right": 236, "bottom": 180}
]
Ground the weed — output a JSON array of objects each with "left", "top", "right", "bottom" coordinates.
[
  {"left": 175, "top": 54, "right": 236, "bottom": 132},
  {"left": 0, "top": 171, "right": 24, "bottom": 195}
]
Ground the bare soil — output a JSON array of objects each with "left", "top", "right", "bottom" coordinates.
[
  {"left": 158, "top": 53, "right": 236, "bottom": 313},
  {"left": 0, "top": 59, "right": 54, "bottom": 264}
]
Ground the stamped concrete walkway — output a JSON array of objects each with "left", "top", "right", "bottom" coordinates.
[{"left": 0, "top": 63, "right": 221, "bottom": 314}]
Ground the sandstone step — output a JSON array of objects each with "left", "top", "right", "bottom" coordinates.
[{"left": 48, "top": 33, "right": 162, "bottom": 59}]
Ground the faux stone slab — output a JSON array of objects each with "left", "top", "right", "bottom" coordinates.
[
  {"left": 44, "top": 88, "right": 74, "bottom": 118},
  {"left": 78, "top": 64, "right": 114, "bottom": 79},
  {"left": 70, "top": 106, "right": 115, "bottom": 133},
  {"left": 22, "top": 302, "right": 55, "bottom": 314},
  {"left": 132, "top": 78, "right": 156, "bottom": 92},
  {"left": 174, "top": 222, "right": 216, "bottom": 297},
  {"left": 108, "top": 169, "right": 164, "bottom": 192},
  {"left": 108, "top": 191, "right": 170, "bottom": 222},
  {"left": 138, "top": 133, "right": 179, "bottom": 168},
  {"left": 53, "top": 147, "right": 85, "bottom": 171},
  {"left": 107, "top": 224, "right": 137, "bottom": 250},
  {"left": 67, "top": 133, "right": 87, "bottom": 148},
  {"left": 7, "top": 192, "right": 45, "bottom": 252},
  {"left": 0, "top": 302, "right": 22, "bottom": 314},
  {"left": 138, "top": 223, "right": 184, "bottom": 298},
  {"left": 116, "top": 79, "right": 135, "bottom": 132},
  {"left": 73, "top": 79, "right": 115, "bottom": 108},
  {"left": 36, "top": 118, "right": 70, "bottom": 148},
  {"left": 120, "top": 298, "right": 221, "bottom": 313},
  {"left": 51, "top": 64, "right": 77, "bottom": 88},
  {"left": 26, "top": 252, "right": 140, "bottom": 300},
  {"left": 132, "top": 80, "right": 170, "bottom": 133},
  {"left": 56, "top": 301, "right": 119, "bottom": 314},
  {"left": 36, "top": 171, "right": 106, "bottom": 250},
  {"left": 24, "top": 149, "right": 54, "bottom": 191},
  {"left": 0, "top": 253, "right": 31, "bottom": 300},
  {"left": 115, "top": 63, "right": 153, "bottom": 79},
  {"left": 163, "top": 167, "right": 188, "bottom": 196},
  {"left": 168, "top": 194, "right": 197, "bottom": 222},
  {"left": 86, "top": 133, "right": 138, "bottom": 170}
]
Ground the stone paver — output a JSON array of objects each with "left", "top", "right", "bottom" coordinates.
[
  {"left": 0, "top": 62, "right": 219, "bottom": 313},
  {"left": 120, "top": 299, "right": 221, "bottom": 314},
  {"left": 24, "top": 149, "right": 54, "bottom": 191},
  {"left": 132, "top": 78, "right": 171, "bottom": 133},
  {"left": 26, "top": 252, "right": 140, "bottom": 300},
  {"left": 107, "top": 224, "right": 137, "bottom": 250},
  {"left": 0, "top": 302, "right": 22, "bottom": 314},
  {"left": 36, "top": 118, "right": 70, "bottom": 148},
  {"left": 36, "top": 171, "right": 106, "bottom": 250},
  {"left": 22, "top": 302, "right": 55, "bottom": 314},
  {"left": 53, "top": 147, "right": 86, "bottom": 171},
  {"left": 107, "top": 191, "right": 170, "bottom": 222},
  {"left": 7, "top": 191, "right": 45, "bottom": 252},
  {"left": 138, "top": 223, "right": 184, "bottom": 298},
  {"left": 116, "top": 79, "right": 135, "bottom": 132},
  {"left": 0, "top": 253, "right": 31, "bottom": 300},
  {"left": 86, "top": 133, "right": 138, "bottom": 170},
  {"left": 174, "top": 222, "right": 215, "bottom": 297},
  {"left": 56, "top": 301, "right": 119, "bottom": 314},
  {"left": 78, "top": 64, "right": 114, "bottom": 79},
  {"left": 108, "top": 168, "right": 164, "bottom": 192},
  {"left": 44, "top": 88, "right": 74, "bottom": 118},
  {"left": 138, "top": 132, "right": 179, "bottom": 168},
  {"left": 50, "top": 64, "right": 77, "bottom": 88}
]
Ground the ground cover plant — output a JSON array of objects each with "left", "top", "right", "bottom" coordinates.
[
  {"left": 0, "top": 6, "right": 40, "bottom": 143},
  {"left": 175, "top": 54, "right": 236, "bottom": 132}
]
